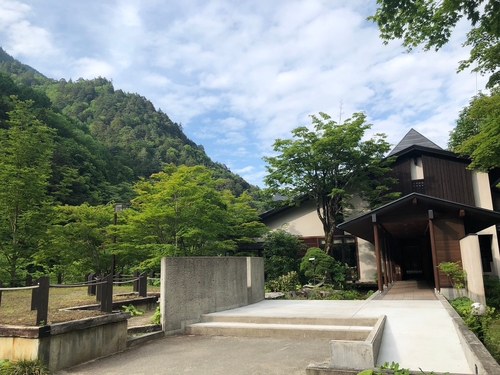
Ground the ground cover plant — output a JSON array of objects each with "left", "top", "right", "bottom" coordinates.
[
  {"left": 0, "top": 285, "right": 159, "bottom": 326},
  {"left": 450, "top": 294, "right": 500, "bottom": 363},
  {"left": 0, "top": 358, "right": 50, "bottom": 375}
]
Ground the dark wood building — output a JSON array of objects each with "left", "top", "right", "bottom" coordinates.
[{"left": 338, "top": 129, "right": 500, "bottom": 301}]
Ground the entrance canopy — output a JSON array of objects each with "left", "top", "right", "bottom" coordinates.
[{"left": 338, "top": 193, "right": 500, "bottom": 243}]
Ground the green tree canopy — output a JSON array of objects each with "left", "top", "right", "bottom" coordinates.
[
  {"left": 263, "top": 112, "right": 397, "bottom": 255},
  {"left": 114, "top": 164, "right": 265, "bottom": 271},
  {"left": 448, "top": 87, "right": 500, "bottom": 170},
  {"left": 41, "top": 203, "right": 114, "bottom": 281},
  {"left": 0, "top": 97, "right": 55, "bottom": 282},
  {"left": 369, "top": 0, "right": 500, "bottom": 87}
]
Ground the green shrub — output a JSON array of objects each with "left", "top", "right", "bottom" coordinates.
[
  {"left": 438, "top": 261, "right": 466, "bottom": 290},
  {"left": 323, "top": 289, "right": 361, "bottom": 300},
  {"left": 483, "top": 275, "right": 500, "bottom": 309},
  {"left": 262, "top": 229, "right": 305, "bottom": 281},
  {"left": 0, "top": 358, "right": 50, "bottom": 375},
  {"left": 265, "top": 271, "right": 300, "bottom": 292},
  {"left": 450, "top": 297, "right": 494, "bottom": 342},
  {"left": 300, "top": 247, "right": 345, "bottom": 288},
  {"left": 151, "top": 306, "right": 161, "bottom": 324},
  {"left": 122, "top": 304, "right": 144, "bottom": 317}
]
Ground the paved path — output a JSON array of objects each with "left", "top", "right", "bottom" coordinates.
[
  {"left": 58, "top": 298, "right": 472, "bottom": 375},
  {"left": 375, "top": 280, "right": 437, "bottom": 300}
]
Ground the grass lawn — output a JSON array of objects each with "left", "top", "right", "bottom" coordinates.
[
  {"left": 0, "top": 285, "right": 160, "bottom": 326},
  {"left": 486, "top": 317, "right": 500, "bottom": 362}
]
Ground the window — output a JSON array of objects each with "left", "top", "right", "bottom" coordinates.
[
  {"left": 412, "top": 179, "right": 425, "bottom": 194},
  {"left": 331, "top": 236, "right": 357, "bottom": 268}
]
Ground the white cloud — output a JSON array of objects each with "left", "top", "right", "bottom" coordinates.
[
  {"left": 0, "top": 0, "right": 488, "bottom": 187},
  {"left": 0, "top": 1, "right": 58, "bottom": 59},
  {"left": 71, "top": 58, "right": 115, "bottom": 80}
]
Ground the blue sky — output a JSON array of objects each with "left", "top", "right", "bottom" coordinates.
[{"left": 0, "top": 0, "right": 488, "bottom": 186}]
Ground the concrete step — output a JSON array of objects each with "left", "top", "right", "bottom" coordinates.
[
  {"left": 185, "top": 321, "right": 372, "bottom": 340},
  {"left": 200, "top": 314, "right": 379, "bottom": 326}
]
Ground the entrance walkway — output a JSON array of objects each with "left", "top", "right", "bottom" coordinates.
[
  {"left": 59, "top": 299, "right": 472, "bottom": 374},
  {"left": 375, "top": 280, "right": 437, "bottom": 300}
]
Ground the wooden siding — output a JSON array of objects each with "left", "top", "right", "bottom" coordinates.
[
  {"left": 389, "top": 157, "right": 413, "bottom": 196},
  {"left": 389, "top": 154, "right": 474, "bottom": 205},
  {"left": 421, "top": 155, "right": 475, "bottom": 205},
  {"left": 433, "top": 217, "right": 465, "bottom": 287}
]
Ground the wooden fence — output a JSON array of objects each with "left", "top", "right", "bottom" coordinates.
[{"left": 0, "top": 270, "right": 151, "bottom": 326}]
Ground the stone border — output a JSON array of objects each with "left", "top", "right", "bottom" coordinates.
[{"left": 435, "top": 292, "right": 500, "bottom": 375}]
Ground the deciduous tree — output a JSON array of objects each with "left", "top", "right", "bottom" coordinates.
[
  {"left": 263, "top": 112, "right": 397, "bottom": 255},
  {"left": 115, "top": 164, "right": 265, "bottom": 270},
  {"left": 0, "top": 97, "right": 54, "bottom": 283},
  {"left": 448, "top": 87, "right": 500, "bottom": 170}
]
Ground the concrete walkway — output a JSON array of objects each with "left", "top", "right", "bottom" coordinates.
[
  {"left": 374, "top": 280, "right": 437, "bottom": 300},
  {"left": 58, "top": 298, "right": 472, "bottom": 375}
]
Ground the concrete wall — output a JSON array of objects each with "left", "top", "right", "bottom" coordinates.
[
  {"left": 247, "top": 257, "right": 265, "bottom": 304},
  {"left": 471, "top": 170, "right": 500, "bottom": 278},
  {"left": 45, "top": 320, "right": 127, "bottom": 371},
  {"left": 160, "top": 257, "right": 264, "bottom": 335},
  {"left": 460, "top": 235, "right": 487, "bottom": 305},
  {"left": 0, "top": 313, "right": 129, "bottom": 372}
]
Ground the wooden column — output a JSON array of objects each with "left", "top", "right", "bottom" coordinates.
[
  {"left": 373, "top": 215, "right": 383, "bottom": 292},
  {"left": 428, "top": 210, "right": 440, "bottom": 292},
  {"left": 388, "top": 244, "right": 394, "bottom": 284},
  {"left": 382, "top": 247, "right": 388, "bottom": 287}
]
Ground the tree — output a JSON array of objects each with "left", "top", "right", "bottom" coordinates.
[
  {"left": 263, "top": 112, "right": 397, "bottom": 255},
  {"left": 0, "top": 97, "right": 55, "bottom": 283},
  {"left": 262, "top": 229, "right": 306, "bottom": 281},
  {"left": 115, "top": 164, "right": 264, "bottom": 270},
  {"left": 448, "top": 87, "right": 500, "bottom": 170},
  {"left": 369, "top": 0, "right": 500, "bottom": 88},
  {"left": 41, "top": 203, "right": 114, "bottom": 281}
]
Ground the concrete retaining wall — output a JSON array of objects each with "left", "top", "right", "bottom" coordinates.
[
  {"left": 437, "top": 293, "right": 500, "bottom": 375},
  {"left": 160, "top": 257, "right": 264, "bottom": 335},
  {"left": 0, "top": 312, "right": 129, "bottom": 372},
  {"left": 329, "top": 315, "right": 386, "bottom": 370}
]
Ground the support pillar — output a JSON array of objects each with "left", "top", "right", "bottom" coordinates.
[
  {"left": 373, "top": 215, "right": 383, "bottom": 292},
  {"left": 428, "top": 210, "right": 440, "bottom": 292}
]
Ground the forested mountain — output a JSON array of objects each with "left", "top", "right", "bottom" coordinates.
[{"left": 0, "top": 48, "right": 256, "bottom": 205}]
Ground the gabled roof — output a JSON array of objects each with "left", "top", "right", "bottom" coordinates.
[
  {"left": 259, "top": 196, "right": 310, "bottom": 221},
  {"left": 388, "top": 129, "right": 443, "bottom": 157},
  {"left": 337, "top": 193, "right": 500, "bottom": 243}
]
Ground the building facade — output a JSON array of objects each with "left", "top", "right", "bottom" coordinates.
[{"left": 260, "top": 129, "right": 500, "bottom": 303}]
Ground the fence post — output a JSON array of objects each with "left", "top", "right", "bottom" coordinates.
[
  {"left": 0, "top": 280, "right": 2, "bottom": 306},
  {"left": 96, "top": 273, "right": 103, "bottom": 302},
  {"left": 26, "top": 274, "right": 32, "bottom": 286},
  {"left": 36, "top": 276, "right": 49, "bottom": 326},
  {"left": 115, "top": 272, "right": 122, "bottom": 283},
  {"left": 133, "top": 270, "right": 139, "bottom": 292},
  {"left": 87, "top": 272, "right": 96, "bottom": 296},
  {"left": 100, "top": 274, "right": 113, "bottom": 313},
  {"left": 149, "top": 271, "right": 154, "bottom": 286},
  {"left": 138, "top": 272, "right": 147, "bottom": 297},
  {"left": 31, "top": 277, "right": 39, "bottom": 311}
]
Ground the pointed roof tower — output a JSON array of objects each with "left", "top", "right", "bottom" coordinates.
[{"left": 388, "top": 128, "right": 443, "bottom": 157}]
